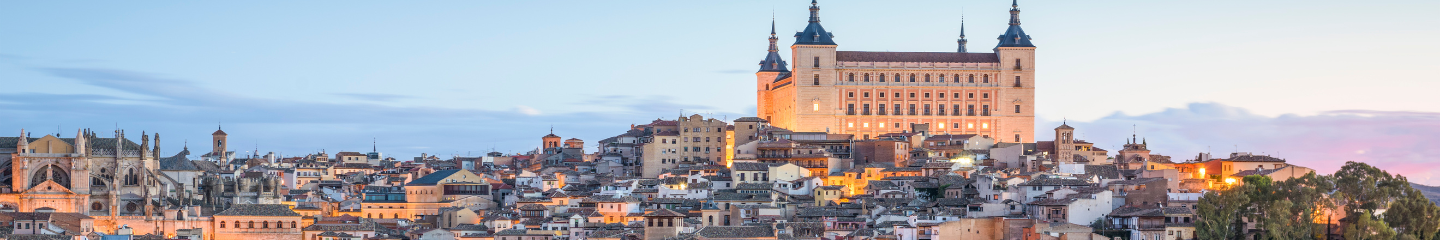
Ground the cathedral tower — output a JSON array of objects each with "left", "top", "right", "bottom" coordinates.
[{"left": 212, "top": 126, "right": 228, "bottom": 158}]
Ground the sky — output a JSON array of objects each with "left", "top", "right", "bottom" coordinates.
[{"left": 3, "top": 1, "right": 1439, "bottom": 183}]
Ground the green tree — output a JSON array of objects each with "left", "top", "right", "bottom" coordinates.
[
  {"left": 1198, "top": 185, "right": 1250, "bottom": 240},
  {"left": 1385, "top": 187, "right": 1440, "bottom": 240},
  {"left": 1275, "top": 172, "right": 1337, "bottom": 239},
  {"left": 1334, "top": 162, "right": 1405, "bottom": 212},
  {"left": 1346, "top": 209, "right": 1397, "bottom": 240}
]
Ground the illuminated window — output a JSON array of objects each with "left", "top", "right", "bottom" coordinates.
[
  {"left": 983, "top": 123, "right": 989, "bottom": 129},
  {"left": 813, "top": 103, "right": 819, "bottom": 111},
  {"left": 848, "top": 123, "right": 854, "bottom": 128},
  {"left": 938, "top": 122, "right": 946, "bottom": 128},
  {"left": 967, "top": 123, "right": 974, "bottom": 129},
  {"left": 863, "top": 123, "right": 869, "bottom": 128},
  {"left": 879, "top": 122, "right": 886, "bottom": 128}
]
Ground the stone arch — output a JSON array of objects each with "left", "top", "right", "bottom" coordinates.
[{"left": 29, "top": 164, "right": 70, "bottom": 189}]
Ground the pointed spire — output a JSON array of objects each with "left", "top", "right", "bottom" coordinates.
[
  {"left": 759, "top": 17, "right": 790, "bottom": 72},
  {"left": 373, "top": 137, "right": 377, "bottom": 152},
  {"left": 958, "top": 14, "right": 968, "bottom": 52},
  {"left": 794, "top": 0, "right": 836, "bottom": 45}
]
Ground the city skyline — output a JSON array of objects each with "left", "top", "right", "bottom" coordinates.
[{"left": 4, "top": 1, "right": 1440, "bottom": 184}]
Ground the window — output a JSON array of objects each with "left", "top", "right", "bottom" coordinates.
[
  {"left": 967, "top": 105, "right": 975, "bottom": 116},
  {"left": 864, "top": 73, "right": 870, "bottom": 82},
  {"left": 938, "top": 92, "right": 945, "bottom": 98},
  {"left": 923, "top": 93, "right": 930, "bottom": 98},
  {"left": 983, "top": 93, "right": 989, "bottom": 98},
  {"left": 908, "top": 74, "right": 916, "bottom": 82},
  {"left": 877, "top": 104, "right": 886, "bottom": 115},
  {"left": 952, "top": 105, "right": 960, "bottom": 116},
  {"left": 983, "top": 105, "right": 990, "bottom": 116},
  {"left": 863, "top": 92, "right": 869, "bottom": 97},
  {"left": 813, "top": 74, "right": 820, "bottom": 85},
  {"left": 909, "top": 93, "right": 915, "bottom": 98},
  {"left": 968, "top": 93, "right": 974, "bottom": 98},
  {"left": 893, "top": 92, "right": 900, "bottom": 97},
  {"left": 248, "top": 221, "right": 255, "bottom": 228},
  {"left": 1014, "top": 76, "right": 1022, "bottom": 87},
  {"left": 939, "top": 74, "right": 945, "bottom": 82},
  {"left": 923, "top": 104, "right": 931, "bottom": 115},
  {"left": 938, "top": 104, "right": 946, "bottom": 115},
  {"left": 220, "top": 221, "right": 226, "bottom": 228},
  {"left": 847, "top": 104, "right": 855, "bottom": 115},
  {"left": 879, "top": 73, "right": 886, "bottom": 82},
  {"left": 893, "top": 104, "right": 900, "bottom": 115},
  {"left": 862, "top": 104, "right": 870, "bottom": 115},
  {"left": 968, "top": 74, "right": 975, "bottom": 83},
  {"left": 924, "top": 74, "right": 931, "bottom": 82},
  {"left": 953, "top": 123, "right": 960, "bottom": 128},
  {"left": 1015, "top": 58, "right": 1022, "bottom": 69},
  {"left": 848, "top": 92, "right": 854, "bottom": 98},
  {"left": 1015, "top": 134, "right": 1022, "bottom": 142},
  {"left": 983, "top": 74, "right": 990, "bottom": 83},
  {"left": 848, "top": 73, "right": 854, "bottom": 82},
  {"left": 954, "top": 74, "right": 961, "bottom": 83},
  {"left": 814, "top": 57, "right": 820, "bottom": 67},
  {"left": 908, "top": 104, "right": 916, "bottom": 115},
  {"left": 878, "top": 92, "right": 885, "bottom": 98},
  {"left": 895, "top": 123, "right": 901, "bottom": 128},
  {"left": 1015, "top": 105, "right": 1021, "bottom": 113}
]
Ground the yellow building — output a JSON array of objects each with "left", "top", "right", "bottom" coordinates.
[{"left": 757, "top": 1, "right": 1036, "bottom": 142}]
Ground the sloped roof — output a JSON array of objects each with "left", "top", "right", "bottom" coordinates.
[{"left": 214, "top": 204, "right": 301, "bottom": 216}]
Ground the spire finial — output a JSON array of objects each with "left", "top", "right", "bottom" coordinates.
[
  {"left": 373, "top": 137, "right": 377, "bottom": 152},
  {"left": 1009, "top": 0, "right": 1022, "bottom": 26},
  {"left": 808, "top": 0, "right": 821, "bottom": 23},
  {"left": 958, "top": 14, "right": 968, "bottom": 52}
]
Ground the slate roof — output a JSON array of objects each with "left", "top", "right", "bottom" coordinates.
[
  {"left": 406, "top": 169, "right": 468, "bottom": 186},
  {"left": 793, "top": 1, "right": 835, "bottom": 46},
  {"left": 214, "top": 204, "right": 301, "bottom": 216},
  {"left": 836, "top": 51, "right": 1000, "bottom": 63}
]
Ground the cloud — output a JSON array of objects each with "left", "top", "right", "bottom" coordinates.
[
  {"left": 1050, "top": 102, "right": 1440, "bottom": 185},
  {"left": 1, "top": 67, "right": 738, "bottom": 159},
  {"left": 334, "top": 93, "right": 415, "bottom": 102},
  {"left": 514, "top": 106, "right": 542, "bottom": 116}
]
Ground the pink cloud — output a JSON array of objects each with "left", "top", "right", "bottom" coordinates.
[{"left": 1045, "top": 103, "right": 1440, "bottom": 185}]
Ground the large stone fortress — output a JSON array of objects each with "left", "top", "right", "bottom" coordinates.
[{"left": 757, "top": 0, "right": 1036, "bottom": 142}]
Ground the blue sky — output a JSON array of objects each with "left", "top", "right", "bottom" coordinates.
[{"left": 3, "top": 1, "right": 1440, "bottom": 182}]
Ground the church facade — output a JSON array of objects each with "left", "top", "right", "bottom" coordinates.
[{"left": 757, "top": 1, "right": 1036, "bottom": 143}]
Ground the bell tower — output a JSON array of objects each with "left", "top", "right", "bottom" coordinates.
[{"left": 212, "top": 126, "right": 228, "bottom": 159}]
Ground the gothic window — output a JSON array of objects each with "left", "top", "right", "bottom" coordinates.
[{"left": 124, "top": 168, "right": 138, "bottom": 186}]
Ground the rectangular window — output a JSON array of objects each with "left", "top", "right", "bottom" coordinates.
[
  {"left": 863, "top": 92, "right": 870, "bottom": 98},
  {"left": 1014, "top": 76, "right": 1022, "bottom": 87},
  {"left": 847, "top": 104, "right": 855, "bottom": 115},
  {"left": 877, "top": 104, "right": 886, "bottom": 115},
  {"left": 1015, "top": 105, "right": 1021, "bottom": 113},
  {"left": 937, "top": 104, "right": 946, "bottom": 115},
  {"left": 814, "top": 57, "right": 820, "bottom": 68},
  {"left": 894, "top": 104, "right": 901, "bottom": 115},
  {"left": 923, "top": 104, "right": 931, "bottom": 115},
  {"left": 862, "top": 104, "right": 871, "bottom": 115},
  {"left": 848, "top": 92, "right": 854, "bottom": 98},
  {"left": 908, "top": 104, "right": 917, "bottom": 115},
  {"left": 953, "top": 93, "right": 959, "bottom": 98},
  {"left": 923, "top": 93, "right": 930, "bottom": 98},
  {"left": 983, "top": 93, "right": 989, "bottom": 98},
  {"left": 967, "top": 105, "right": 975, "bottom": 116},
  {"left": 813, "top": 74, "right": 820, "bottom": 85},
  {"left": 909, "top": 93, "right": 916, "bottom": 98},
  {"left": 983, "top": 105, "right": 990, "bottom": 116},
  {"left": 968, "top": 93, "right": 975, "bottom": 98},
  {"left": 953, "top": 105, "right": 961, "bottom": 116}
]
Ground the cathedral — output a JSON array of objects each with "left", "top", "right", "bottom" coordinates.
[
  {"left": 756, "top": 0, "right": 1036, "bottom": 143},
  {"left": 0, "top": 127, "right": 280, "bottom": 235}
]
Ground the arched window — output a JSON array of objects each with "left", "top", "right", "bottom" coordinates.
[
  {"left": 879, "top": 74, "right": 886, "bottom": 82},
  {"left": 954, "top": 74, "right": 960, "bottom": 83},
  {"left": 262, "top": 221, "right": 269, "bottom": 228},
  {"left": 863, "top": 73, "right": 870, "bottom": 82},
  {"left": 395, "top": 213, "right": 400, "bottom": 219},
  {"left": 292, "top": 221, "right": 298, "bottom": 228},
  {"left": 220, "top": 221, "right": 226, "bottom": 228},
  {"left": 847, "top": 73, "right": 854, "bottom": 82},
  {"left": 248, "top": 221, "right": 255, "bottom": 228},
  {"left": 983, "top": 74, "right": 990, "bottom": 83},
  {"left": 124, "top": 168, "right": 138, "bottom": 186},
  {"left": 909, "top": 74, "right": 916, "bottom": 82},
  {"left": 925, "top": 74, "right": 931, "bottom": 82},
  {"left": 968, "top": 74, "right": 975, "bottom": 83}
]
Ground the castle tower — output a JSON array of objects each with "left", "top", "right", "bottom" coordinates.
[
  {"left": 995, "top": 0, "right": 1037, "bottom": 143},
  {"left": 1054, "top": 122, "right": 1075, "bottom": 163},
  {"left": 212, "top": 126, "right": 228, "bottom": 159},
  {"left": 756, "top": 18, "right": 790, "bottom": 124},
  {"left": 789, "top": 0, "right": 839, "bottom": 132},
  {"left": 957, "top": 16, "right": 968, "bottom": 52},
  {"left": 542, "top": 128, "right": 562, "bottom": 154}
]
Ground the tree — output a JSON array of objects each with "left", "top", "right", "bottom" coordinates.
[
  {"left": 1385, "top": 187, "right": 1440, "bottom": 240},
  {"left": 1346, "top": 209, "right": 1397, "bottom": 240},
  {"left": 1275, "top": 172, "right": 1337, "bottom": 239},
  {"left": 1198, "top": 185, "right": 1250, "bottom": 240}
]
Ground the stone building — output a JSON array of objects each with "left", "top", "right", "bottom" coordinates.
[{"left": 756, "top": 0, "right": 1036, "bottom": 143}]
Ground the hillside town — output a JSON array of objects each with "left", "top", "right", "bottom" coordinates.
[{"left": 0, "top": 115, "right": 1320, "bottom": 240}]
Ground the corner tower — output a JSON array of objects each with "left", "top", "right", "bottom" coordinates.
[
  {"left": 788, "top": 0, "right": 839, "bottom": 132},
  {"left": 996, "top": 0, "right": 1037, "bottom": 143},
  {"left": 757, "top": 19, "right": 790, "bottom": 124}
]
